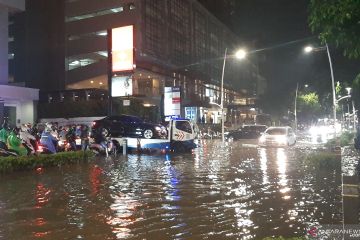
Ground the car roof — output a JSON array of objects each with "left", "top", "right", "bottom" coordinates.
[
  {"left": 243, "top": 124, "right": 267, "bottom": 128},
  {"left": 266, "top": 126, "right": 291, "bottom": 130}
]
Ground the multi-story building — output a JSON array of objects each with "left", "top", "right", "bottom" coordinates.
[
  {"left": 0, "top": 0, "right": 38, "bottom": 126},
  {"left": 10, "top": 0, "right": 265, "bottom": 125}
]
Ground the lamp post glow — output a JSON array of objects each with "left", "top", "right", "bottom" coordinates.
[
  {"left": 235, "top": 49, "right": 247, "bottom": 60},
  {"left": 304, "top": 46, "right": 313, "bottom": 53},
  {"left": 304, "top": 43, "right": 337, "bottom": 137},
  {"left": 220, "top": 48, "right": 247, "bottom": 143}
]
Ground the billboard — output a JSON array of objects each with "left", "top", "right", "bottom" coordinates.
[
  {"left": 111, "top": 76, "right": 133, "bottom": 97},
  {"left": 164, "top": 87, "right": 181, "bottom": 116},
  {"left": 112, "top": 25, "right": 134, "bottom": 72}
]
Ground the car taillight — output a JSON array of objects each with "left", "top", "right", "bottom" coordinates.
[{"left": 37, "top": 145, "right": 44, "bottom": 153}]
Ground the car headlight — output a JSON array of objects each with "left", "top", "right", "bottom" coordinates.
[
  {"left": 259, "top": 135, "right": 266, "bottom": 143},
  {"left": 275, "top": 135, "right": 287, "bottom": 144},
  {"left": 155, "top": 126, "right": 161, "bottom": 131}
]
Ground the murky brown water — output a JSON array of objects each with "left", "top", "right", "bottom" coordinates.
[{"left": 0, "top": 140, "right": 342, "bottom": 239}]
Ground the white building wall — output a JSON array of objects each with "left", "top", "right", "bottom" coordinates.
[
  {"left": 0, "top": 9, "right": 8, "bottom": 84},
  {"left": 0, "top": 85, "right": 39, "bottom": 125},
  {"left": 0, "top": 0, "right": 25, "bottom": 11}
]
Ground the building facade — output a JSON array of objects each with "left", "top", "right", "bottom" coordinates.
[
  {"left": 10, "top": 0, "right": 265, "bottom": 125},
  {"left": 0, "top": 0, "right": 38, "bottom": 127}
]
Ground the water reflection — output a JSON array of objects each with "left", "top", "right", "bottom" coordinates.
[
  {"left": 33, "top": 182, "right": 52, "bottom": 238},
  {"left": 259, "top": 148, "right": 269, "bottom": 185},
  {"left": 0, "top": 140, "right": 343, "bottom": 239},
  {"left": 276, "top": 148, "right": 290, "bottom": 198}
]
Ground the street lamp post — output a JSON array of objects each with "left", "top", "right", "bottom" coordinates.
[
  {"left": 325, "top": 43, "right": 337, "bottom": 137},
  {"left": 305, "top": 43, "right": 337, "bottom": 137},
  {"left": 219, "top": 48, "right": 247, "bottom": 143},
  {"left": 294, "top": 83, "right": 299, "bottom": 132},
  {"left": 220, "top": 48, "right": 227, "bottom": 143}
]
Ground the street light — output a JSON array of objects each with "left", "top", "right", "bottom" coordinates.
[
  {"left": 220, "top": 48, "right": 247, "bottom": 143},
  {"left": 304, "top": 43, "right": 337, "bottom": 137}
]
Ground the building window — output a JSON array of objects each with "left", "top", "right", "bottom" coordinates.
[
  {"left": 68, "top": 30, "right": 107, "bottom": 41},
  {"left": 65, "top": 7, "right": 124, "bottom": 23},
  {"left": 66, "top": 51, "right": 107, "bottom": 71},
  {"left": 169, "top": 0, "right": 190, "bottom": 65},
  {"left": 144, "top": 0, "right": 164, "bottom": 58}
]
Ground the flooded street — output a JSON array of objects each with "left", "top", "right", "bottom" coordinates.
[{"left": 0, "top": 140, "right": 344, "bottom": 239}]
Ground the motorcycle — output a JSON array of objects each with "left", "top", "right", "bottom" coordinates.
[
  {"left": 0, "top": 146, "right": 18, "bottom": 157},
  {"left": 89, "top": 138, "right": 117, "bottom": 157},
  {"left": 37, "top": 142, "right": 56, "bottom": 154}
]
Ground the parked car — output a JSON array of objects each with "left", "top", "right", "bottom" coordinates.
[
  {"left": 258, "top": 126, "right": 296, "bottom": 147},
  {"left": 91, "top": 115, "right": 167, "bottom": 139},
  {"left": 226, "top": 125, "right": 267, "bottom": 141}
]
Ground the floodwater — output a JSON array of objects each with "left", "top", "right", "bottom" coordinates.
[{"left": 0, "top": 140, "right": 343, "bottom": 239}]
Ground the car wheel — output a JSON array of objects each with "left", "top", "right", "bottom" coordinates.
[{"left": 143, "top": 129, "right": 154, "bottom": 139}]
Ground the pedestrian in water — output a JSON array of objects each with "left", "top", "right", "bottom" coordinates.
[
  {"left": 66, "top": 125, "right": 77, "bottom": 151},
  {"left": 80, "top": 124, "right": 90, "bottom": 151},
  {"left": 0, "top": 122, "right": 10, "bottom": 150}
]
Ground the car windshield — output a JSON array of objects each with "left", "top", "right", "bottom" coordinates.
[{"left": 266, "top": 128, "right": 286, "bottom": 135}]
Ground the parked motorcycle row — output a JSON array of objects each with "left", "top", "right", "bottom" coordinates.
[{"left": 0, "top": 122, "right": 115, "bottom": 157}]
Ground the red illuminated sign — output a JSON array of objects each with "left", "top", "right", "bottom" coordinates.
[{"left": 112, "top": 25, "right": 134, "bottom": 72}]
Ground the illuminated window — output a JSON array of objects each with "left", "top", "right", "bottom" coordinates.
[
  {"left": 68, "top": 30, "right": 107, "bottom": 41},
  {"left": 67, "top": 52, "right": 107, "bottom": 70},
  {"left": 65, "top": 7, "right": 124, "bottom": 22}
]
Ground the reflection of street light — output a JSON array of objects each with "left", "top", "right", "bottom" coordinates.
[
  {"left": 304, "top": 43, "right": 337, "bottom": 137},
  {"left": 220, "top": 48, "right": 247, "bottom": 143}
]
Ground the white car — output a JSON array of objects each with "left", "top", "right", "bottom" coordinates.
[{"left": 258, "top": 126, "right": 296, "bottom": 147}]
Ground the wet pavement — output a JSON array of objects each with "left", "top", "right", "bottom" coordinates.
[{"left": 0, "top": 139, "right": 351, "bottom": 239}]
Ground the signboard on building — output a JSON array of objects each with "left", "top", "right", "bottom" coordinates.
[
  {"left": 111, "top": 76, "right": 133, "bottom": 97},
  {"left": 164, "top": 87, "right": 181, "bottom": 116},
  {"left": 123, "top": 99, "right": 130, "bottom": 106},
  {"left": 112, "top": 25, "right": 134, "bottom": 72}
]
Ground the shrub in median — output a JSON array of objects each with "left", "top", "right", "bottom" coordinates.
[
  {"left": 0, "top": 151, "right": 94, "bottom": 173},
  {"left": 304, "top": 151, "right": 340, "bottom": 170}
]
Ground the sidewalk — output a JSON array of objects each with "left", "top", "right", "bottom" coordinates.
[{"left": 341, "top": 146, "right": 360, "bottom": 224}]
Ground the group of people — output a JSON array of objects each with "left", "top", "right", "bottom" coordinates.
[{"left": 0, "top": 121, "right": 91, "bottom": 156}]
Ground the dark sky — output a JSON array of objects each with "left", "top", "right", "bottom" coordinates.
[{"left": 200, "top": 0, "right": 360, "bottom": 115}]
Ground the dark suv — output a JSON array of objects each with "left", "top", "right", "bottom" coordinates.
[
  {"left": 226, "top": 125, "right": 267, "bottom": 141},
  {"left": 91, "top": 115, "right": 167, "bottom": 139}
]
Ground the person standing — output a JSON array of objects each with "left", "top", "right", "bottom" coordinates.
[
  {"left": 7, "top": 128, "right": 28, "bottom": 156},
  {"left": 0, "top": 122, "right": 10, "bottom": 150},
  {"left": 80, "top": 124, "right": 90, "bottom": 151}
]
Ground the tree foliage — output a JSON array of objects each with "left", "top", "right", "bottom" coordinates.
[
  {"left": 309, "top": 0, "right": 360, "bottom": 59},
  {"left": 297, "top": 91, "right": 323, "bottom": 122}
]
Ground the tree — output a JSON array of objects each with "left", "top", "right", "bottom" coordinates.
[
  {"left": 297, "top": 91, "right": 323, "bottom": 123},
  {"left": 309, "top": 0, "right": 360, "bottom": 59}
]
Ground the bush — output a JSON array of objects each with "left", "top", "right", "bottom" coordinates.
[
  {"left": 0, "top": 151, "right": 94, "bottom": 173},
  {"left": 304, "top": 152, "right": 340, "bottom": 170},
  {"left": 324, "top": 131, "right": 355, "bottom": 148},
  {"left": 339, "top": 131, "right": 354, "bottom": 146}
]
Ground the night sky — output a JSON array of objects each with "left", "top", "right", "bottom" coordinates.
[{"left": 200, "top": 0, "right": 360, "bottom": 115}]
